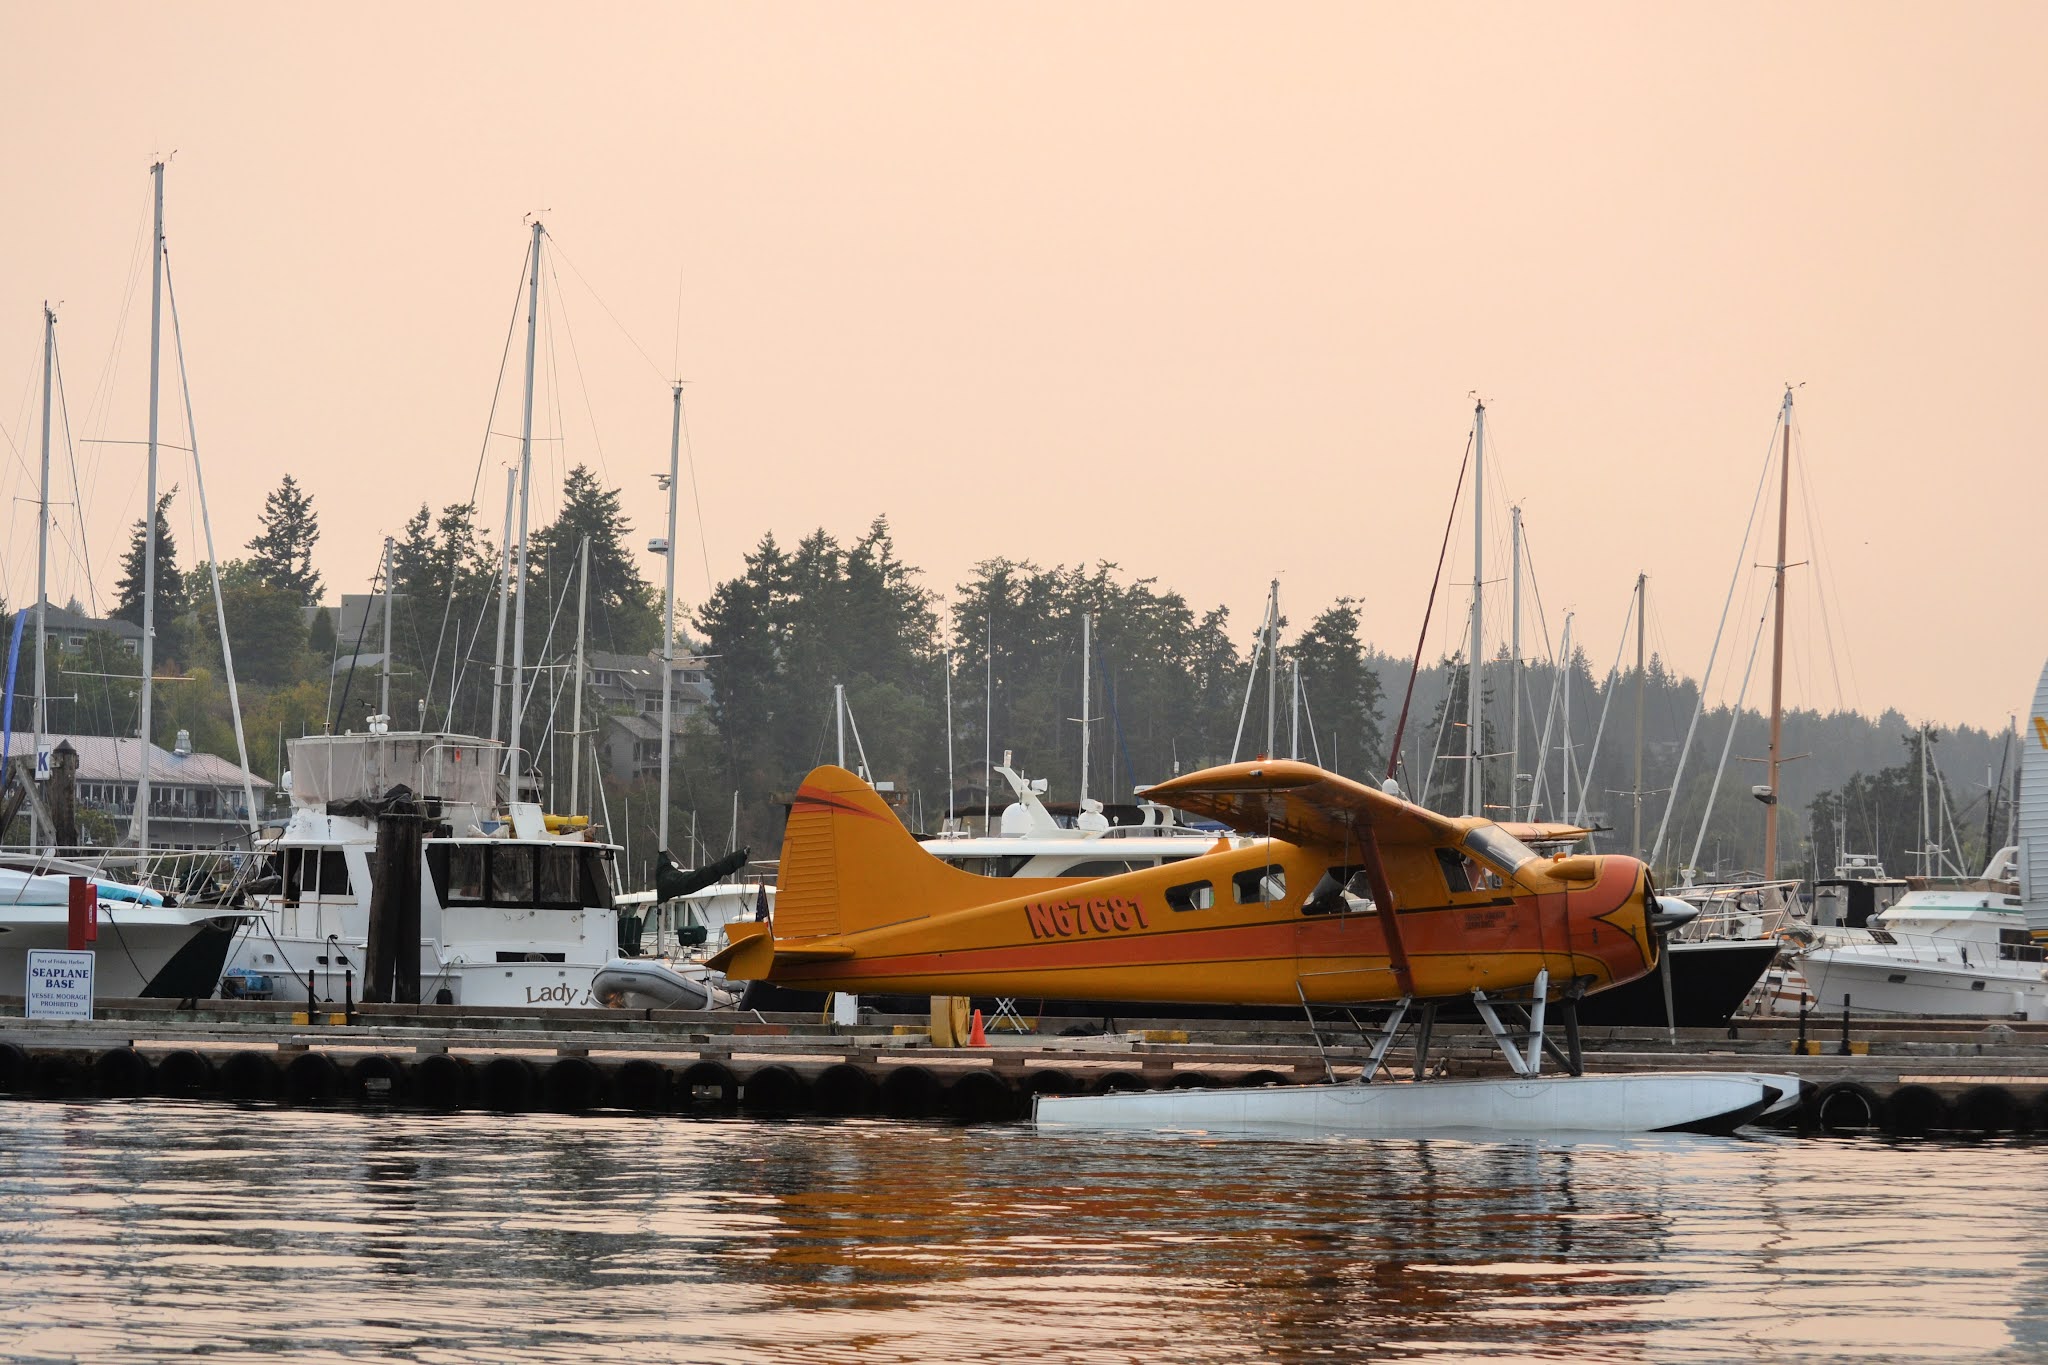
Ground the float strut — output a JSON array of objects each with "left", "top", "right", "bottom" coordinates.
[{"left": 1361, "top": 997, "right": 1412, "bottom": 1084}]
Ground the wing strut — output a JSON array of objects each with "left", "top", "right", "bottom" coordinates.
[{"left": 1358, "top": 827, "right": 1415, "bottom": 997}]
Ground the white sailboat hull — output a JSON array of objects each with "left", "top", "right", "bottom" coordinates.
[
  {"left": 1033, "top": 1071, "right": 1804, "bottom": 1137},
  {"left": 0, "top": 903, "right": 240, "bottom": 999}
]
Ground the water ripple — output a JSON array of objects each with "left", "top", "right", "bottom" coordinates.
[{"left": 1, "top": 1101, "right": 2045, "bottom": 1362}]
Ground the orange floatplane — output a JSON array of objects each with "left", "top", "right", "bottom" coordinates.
[
  {"left": 710, "top": 759, "right": 1806, "bottom": 1134},
  {"left": 714, "top": 758, "right": 1668, "bottom": 1016}
]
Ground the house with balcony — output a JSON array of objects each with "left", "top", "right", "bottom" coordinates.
[{"left": 3, "top": 729, "right": 274, "bottom": 850}]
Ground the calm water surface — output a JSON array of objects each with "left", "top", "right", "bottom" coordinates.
[{"left": 1, "top": 1099, "right": 2044, "bottom": 1363}]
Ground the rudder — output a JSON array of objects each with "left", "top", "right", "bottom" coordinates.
[{"left": 774, "top": 765, "right": 1057, "bottom": 941}]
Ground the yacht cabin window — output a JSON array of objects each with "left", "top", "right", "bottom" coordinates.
[
  {"left": 428, "top": 844, "right": 615, "bottom": 910},
  {"left": 448, "top": 847, "right": 486, "bottom": 901}
]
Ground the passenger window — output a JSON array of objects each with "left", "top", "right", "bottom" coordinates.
[
  {"left": 318, "top": 851, "right": 352, "bottom": 898},
  {"left": 1232, "top": 866, "right": 1286, "bottom": 905},
  {"left": 492, "top": 847, "right": 534, "bottom": 903},
  {"left": 448, "top": 847, "right": 485, "bottom": 902},
  {"left": 1165, "top": 880, "right": 1215, "bottom": 911}
]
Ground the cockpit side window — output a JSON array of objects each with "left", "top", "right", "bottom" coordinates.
[{"left": 1436, "top": 848, "right": 1473, "bottom": 894}]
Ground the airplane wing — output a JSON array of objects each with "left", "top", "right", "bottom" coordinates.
[
  {"left": 1140, "top": 759, "right": 1465, "bottom": 854},
  {"left": 1496, "top": 821, "right": 1595, "bottom": 846}
]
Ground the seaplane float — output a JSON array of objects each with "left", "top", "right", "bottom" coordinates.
[{"left": 708, "top": 759, "right": 1804, "bottom": 1138}]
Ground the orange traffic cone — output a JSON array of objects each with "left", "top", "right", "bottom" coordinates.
[{"left": 968, "top": 1008, "right": 987, "bottom": 1047}]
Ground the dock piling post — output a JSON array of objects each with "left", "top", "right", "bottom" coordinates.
[
  {"left": 1838, "top": 994, "right": 1853, "bottom": 1056},
  {"left": 1797, "top": 993, "right": 1809, "bottom": 1052},
  {"left": 344, "top": 967, "right": 355, "bottom": 1024},
  {"left": 306, "top": 970, "right": 317, "bottom": 1014}
]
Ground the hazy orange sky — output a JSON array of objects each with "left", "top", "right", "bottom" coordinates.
[{"left": 1, "top": 4, "right": 2041, "bottom": 731}]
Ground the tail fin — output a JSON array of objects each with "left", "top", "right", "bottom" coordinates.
[{"left": 773, "top": 765, "right": 1048, "bottom": 941}]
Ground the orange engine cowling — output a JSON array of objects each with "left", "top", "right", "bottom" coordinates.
[{"left": 1563, "top": 857, "right": 1659, "bottom": 993}]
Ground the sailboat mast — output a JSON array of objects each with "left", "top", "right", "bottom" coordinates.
[
  {"left": 1264, "top": 580, "right": 1279, "bottom": 760},
  {"left": 1509, "top": 504, "right": 1522, "bottom": 816},
  {"left": 1290, "top": 655, "right": 1302, "bottom": 761},
  {"left": 569, "top": 535, "right": 589, "bottom": 816},
  {"left": 1466, "top": 400, "right": 1485, "bottom": 818},
  {"left": 1920, "top": 724, "right": 1931, "bottom": 876},
  {"left": 507, "top": 219, "right": 543, "bottom": 792},
  {"left": 137, "top": 160, "right": 165, "bottom": 860},
  {"left": 378, "top": 536, "right": 395, "bottom": 721},
  {"left": 1633, "top": 572, "right": 1646, "bottom": 859},
  {"left": 944, "top": 651, "right": 955, "bottom": 828},
  {"left": 1763, "top": 388, "right": 1793, "bottom": 879},
  {"left": 835, "top": 683, "right": 846, "bottom": 768},
  {"left": 1079, "top": 611, "right": 1091, "bottom": 807},
  {"left": 33, "top": 305, "right": 53, "bottom": 848},
  {"left": 659, "top": 382, "right": 680, "bottom": 854},
  {"left": 490, "top": 466, "right": 515, "bottom": 749}
]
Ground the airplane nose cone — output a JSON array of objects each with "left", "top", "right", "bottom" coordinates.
[{"left": 1648, "top": 896, "right": 1700, "bottom": 935}]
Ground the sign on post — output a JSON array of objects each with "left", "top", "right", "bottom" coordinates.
[
  {"left": 26, "top": 950, "right": 95, "bottom": 1020},
  {"left": 34, "top": 746, "right": 51, "bottom": 782}
]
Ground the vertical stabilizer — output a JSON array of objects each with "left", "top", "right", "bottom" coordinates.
[
  {"left": 2022, "top": 658, "right": 2048, "bottom": 936},
  {"left": 774, "top": 765, "right": 1069, "bottom": 942}
]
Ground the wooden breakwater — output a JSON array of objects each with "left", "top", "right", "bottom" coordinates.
[{"left": 3, "top": 1000, "right": 2048, "bottom": 1136}]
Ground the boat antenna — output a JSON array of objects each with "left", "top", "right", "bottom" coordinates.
[{"left": 1385, "top": 425, "right": 1474, "bottom": 784}]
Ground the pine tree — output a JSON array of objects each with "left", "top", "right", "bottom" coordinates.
[
  {"left": 530, "top": 465, "right": 658, "bottom": 653},
  {"left": 1291, "top": 599, "right": 1385, "bottom": 778},
  {"left": 113, "top": 487, "right": 187, "bottom": 662},
  {"left": 246, "top": 474, "right": 323, "bottom": 601}
]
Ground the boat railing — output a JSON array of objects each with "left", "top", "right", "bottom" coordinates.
[{"left": 1825, "top": 928, "right": 2047, "bottom": 969}]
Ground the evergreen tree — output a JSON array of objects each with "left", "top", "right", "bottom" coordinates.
[
  {"left": 113, "top": 487, "right": 187, "bottom": 663},
  {"left": 530, "top": 465, "right": 660, "bottom": 655},
  {"left": 197, "top": 558, "right": 310, "bottom": 686},
  {"left": 246, "top": 474, "right": 323, "bottom": 601},
  {"left": 1290, "top": 599, "right": 1385, "bottom": 779}
]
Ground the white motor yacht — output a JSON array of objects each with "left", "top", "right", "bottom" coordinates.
[
  {"left": 221, "top": 730, "right": 632, "bottom": 1009},
  {"left": 1799, "top": 848, "right": 2044, "bottom": 1019},
  {"left": 919, "top": 762, "right": 1240, "bottom": 878}
]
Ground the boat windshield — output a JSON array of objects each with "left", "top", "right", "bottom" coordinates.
[{"left": 1464, "top": 826, "right": 1537, "bottom": 878}]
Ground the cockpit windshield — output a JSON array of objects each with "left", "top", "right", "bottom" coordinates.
[{"left": 1463, "top": 825, "right": 1537, "bottom": 879}]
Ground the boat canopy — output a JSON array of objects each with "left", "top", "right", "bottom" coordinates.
[{"left": 287, "top": 732, "right": 501, "bottom": 810}]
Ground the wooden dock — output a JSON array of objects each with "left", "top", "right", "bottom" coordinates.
[{"left": 3, "top": 1000, "right": 2046, "bottom": 1136}]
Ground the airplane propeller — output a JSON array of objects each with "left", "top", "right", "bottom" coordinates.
[{"left": 1647, "top": 890, "right": 1699, "bottom": 1042}]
